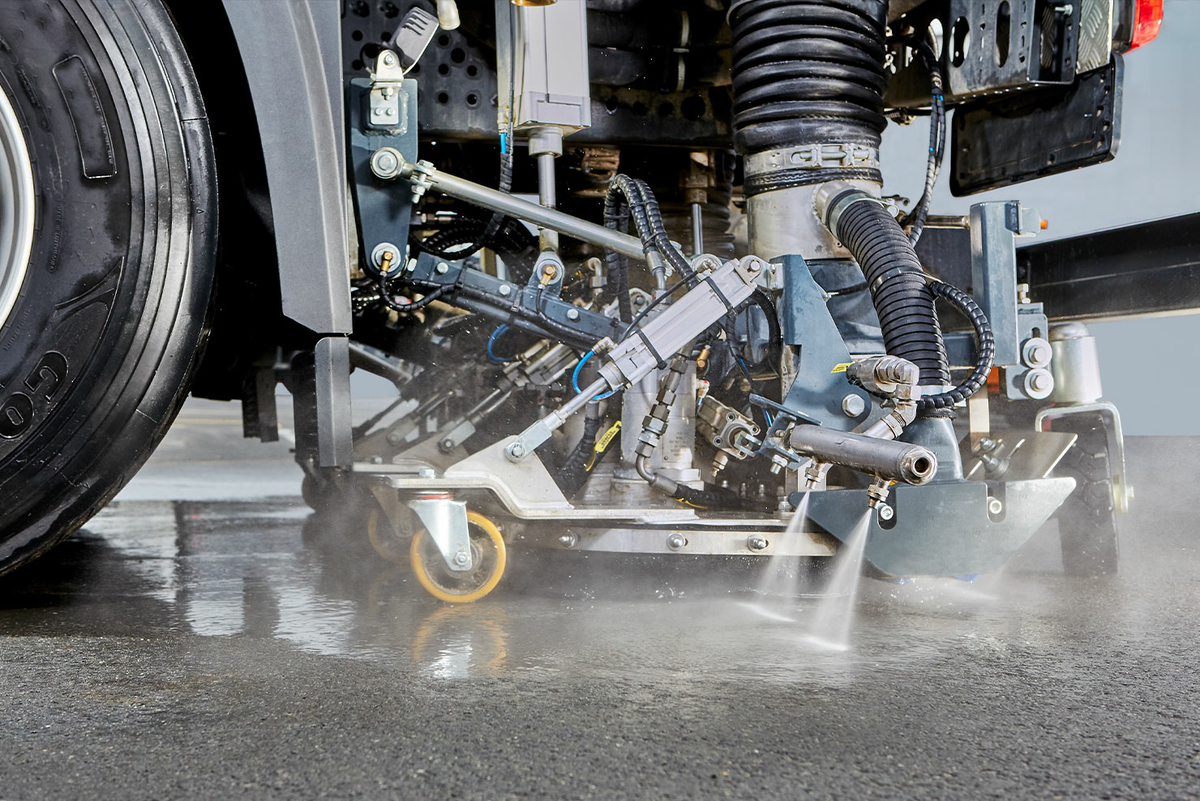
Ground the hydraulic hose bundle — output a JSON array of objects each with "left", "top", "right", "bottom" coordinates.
[{"left": 603, "top": 174, "right": 700, "bottom": 323}]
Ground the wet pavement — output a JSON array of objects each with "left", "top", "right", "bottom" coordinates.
[{"left": 1, "top": 400, "right": 1198, "bottom": 799}]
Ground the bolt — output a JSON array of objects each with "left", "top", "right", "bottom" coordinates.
[
  {"left": 381, "top": 51, "right": 397, "bottom": 66},
  {"left": 498, "top": 284, "right": 512, "bottom": 296},
  {"left": 1022, "top": 337, "right": 1053, "bottom": 368},
  {"left": 384, "top": 107, "right": 394, "bottom": 117},
  {"left": 370, "top": 147, "right": 402, "bottom": 180},
  {"left": 435, "top": 262, "right": 450, "bottom": 274},
  {"left": 507, "top": 442, "right": 526, "bottom": 460},
  {"left": 988, "top": 497, "right": 1004, "bottom": 515},
  {"left": 417, "top": 467, "right": 436, "bottom": 478},
  {"left": 841, "top": 393, "right": 866, "bottom": 417},
  {"left": 370, "top": 456, "right": 384, "bottom": 464},
  {"left": 746, "top": 534, "right": 768, "bottom": 552},
  {"left": 566, "top": 308, "right": 580, "bottom": 321},
  {"left": 877, "top": 504, "right": 895, "bottom": 522},
  {"left": 666, "top": 533, "right": 687, "bottom": 551},
  {"left": 1029, "top": 370, "right": 1052, "bottom": 393},
  {"left": 558, "top": 532, "right": 578, "bottom": 549},
  {"left": 453, "top": 550, "right": 470, "bottom": 566},
  {"left": 1016, "top": 283, "right": 1031, "bottom": 304}
]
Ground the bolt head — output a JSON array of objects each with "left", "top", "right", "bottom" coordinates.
[
  {"left": 498, "top": 284, "right": 512, "bottom": 296},
  {"left": 841, "top": 393, "right": 866, "bottom": 417},
  {"left": 558, "top": 532, "right": 578, "bottom": 549},
  {"left": 508, "top": 443, "right": 526, "bottom": 460},
  {"left": 746, "top": 534, "right": 768, "bottom": 552},
  {"left": 566, "top": 308, "right": 580, "bottom": 321},
  {"left": 435, "top": 262, "right": 450, "bottom": 274},
  {"left": 382, "top": 51, "right": 396, "bottom": 66},
  {"left": 453, "top": 551, "right": 470, "bottom": 566},
  {"left": 417, "top": 467, "right": 436, "bottom": 479},
  {"left": 370, "top": 148, "right": 402, "bottom": 179},
  {"left": 877, "top": 504, "right": 895, "bottom": 522},
  {"left": 666, "top": 533, "right": 687, "bottom": 551}
]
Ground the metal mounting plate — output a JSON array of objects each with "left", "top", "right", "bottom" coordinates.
[{"left": 802, "top": 477, "right": 1076, "bottom": 576}]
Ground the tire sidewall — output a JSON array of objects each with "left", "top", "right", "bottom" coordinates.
[{"left": 0, "top": 0, "right": 215, "bottom": 569}]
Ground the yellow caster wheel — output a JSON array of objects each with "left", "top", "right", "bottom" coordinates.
[{"left": 410, "top": 511, "right": 507, "bottom": 603}]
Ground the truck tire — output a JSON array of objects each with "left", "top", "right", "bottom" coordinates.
[
  {"left": 0, "top": 0, "right": 216, "bottom": 574},
  {"left": 1055, "top": 421, "right": 1120, "bottom": 577}
]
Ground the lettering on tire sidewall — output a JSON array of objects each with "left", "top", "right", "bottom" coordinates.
[{"left": 0, "top": 351, "right": 68, "bottom": 438}]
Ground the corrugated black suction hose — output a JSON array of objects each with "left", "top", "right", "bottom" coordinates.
[
  {"left": 822, "top": 188, "right": 951, "bottom": 389},
  {"left": 730, "top": 0, "right": 889, "bottom": 162}
]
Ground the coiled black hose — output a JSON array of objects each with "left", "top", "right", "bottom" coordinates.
[
  {"left": 730, "top": 0, "right": 889, "bottom": 155},
  {"left": 918, "top": 280, "right": 995, "bottom": 412},
  {"left": 830, "top": 194, "right": 951, "bottom": 388}
]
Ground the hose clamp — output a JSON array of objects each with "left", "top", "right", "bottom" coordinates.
[
  {"left": 745, "top": 144, "right": 880, "bottom": 179},
  {"left": 813, "top": 181, "right": 884, "bottom": 235}
]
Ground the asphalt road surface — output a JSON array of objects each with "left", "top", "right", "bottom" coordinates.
[{"left": 0, "top": 400, "right": 1197, "bottom": 799}]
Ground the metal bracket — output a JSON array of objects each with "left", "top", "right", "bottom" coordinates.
[
  {"left": 407, "top": 496, "right": 474, "bottom": 572},
  {"left": 355, "top": 438, "right": 696, "bottom": 523},
  {"left": 777, "top": 255, "right": 877, "bottom": 430},
  {"left": 368, "top": 51, "right": 409, "bottom": 130},
  {"left": 1035, "top": 401, "right": 1130, "bottom": 513}
]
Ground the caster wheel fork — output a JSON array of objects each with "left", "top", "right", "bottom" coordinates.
[{"left": 410, "top": 511, "right": 507, "bottom": 603}]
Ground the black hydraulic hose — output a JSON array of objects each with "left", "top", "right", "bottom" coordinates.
[
  {"left": 826, "top": 192, "right": 951, "bottom": 389},
  {"left": 416, "top": 149, "right": 515, "bottom": 261},
  {"left": 557, "top": 405, "right": 604, "bottom": 497},
  {"left": 918, "top": 280, "right": 994, "bottom": 412},
  {"left": 413, "top": 213, "right": 538, "bottom": 279},
  {"left": 378, "top": 275, "right": 449, "bottom": 314},
  {"left": 730, "top": 0, "right": 889, "bottom": 154},
  {"left": 901, "top": 40, "right": 945, "bottom": 245},
  {"left": 605, "top": 175, "right": 698, "bottom": 287},
  {"left": 672, "top": 482, "right": 746, "bottom": 511},
  {"left": 602, "top": 191, "right": 635, "bottom": 323}
]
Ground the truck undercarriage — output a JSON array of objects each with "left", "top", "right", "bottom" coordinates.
[{"left": 0, "top": 0, "right": 1171, "bottom": 600}]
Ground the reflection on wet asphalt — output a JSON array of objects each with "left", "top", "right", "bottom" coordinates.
[{"left": 0, "top": 411, "right": 1198, "bottom": 798}]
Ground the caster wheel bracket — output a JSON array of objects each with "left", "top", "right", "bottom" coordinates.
[{"left": 407, "top": 495, "right": 474, "bottom": 572}]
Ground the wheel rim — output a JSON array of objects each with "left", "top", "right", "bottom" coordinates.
[
  {"left": 0, "top": 82, "right": 35, "bottom": 332},
  {"left": 410, "top": 511, "right": 507, "bottom": 603}
]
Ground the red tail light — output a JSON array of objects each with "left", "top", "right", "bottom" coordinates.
[{"left": 1127, "top": 0, "right": 1163, "bottom": 52}]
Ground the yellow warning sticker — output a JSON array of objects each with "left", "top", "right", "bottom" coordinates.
[{"left": 831, "top": 362, "right": 851, "bottom": 374}]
